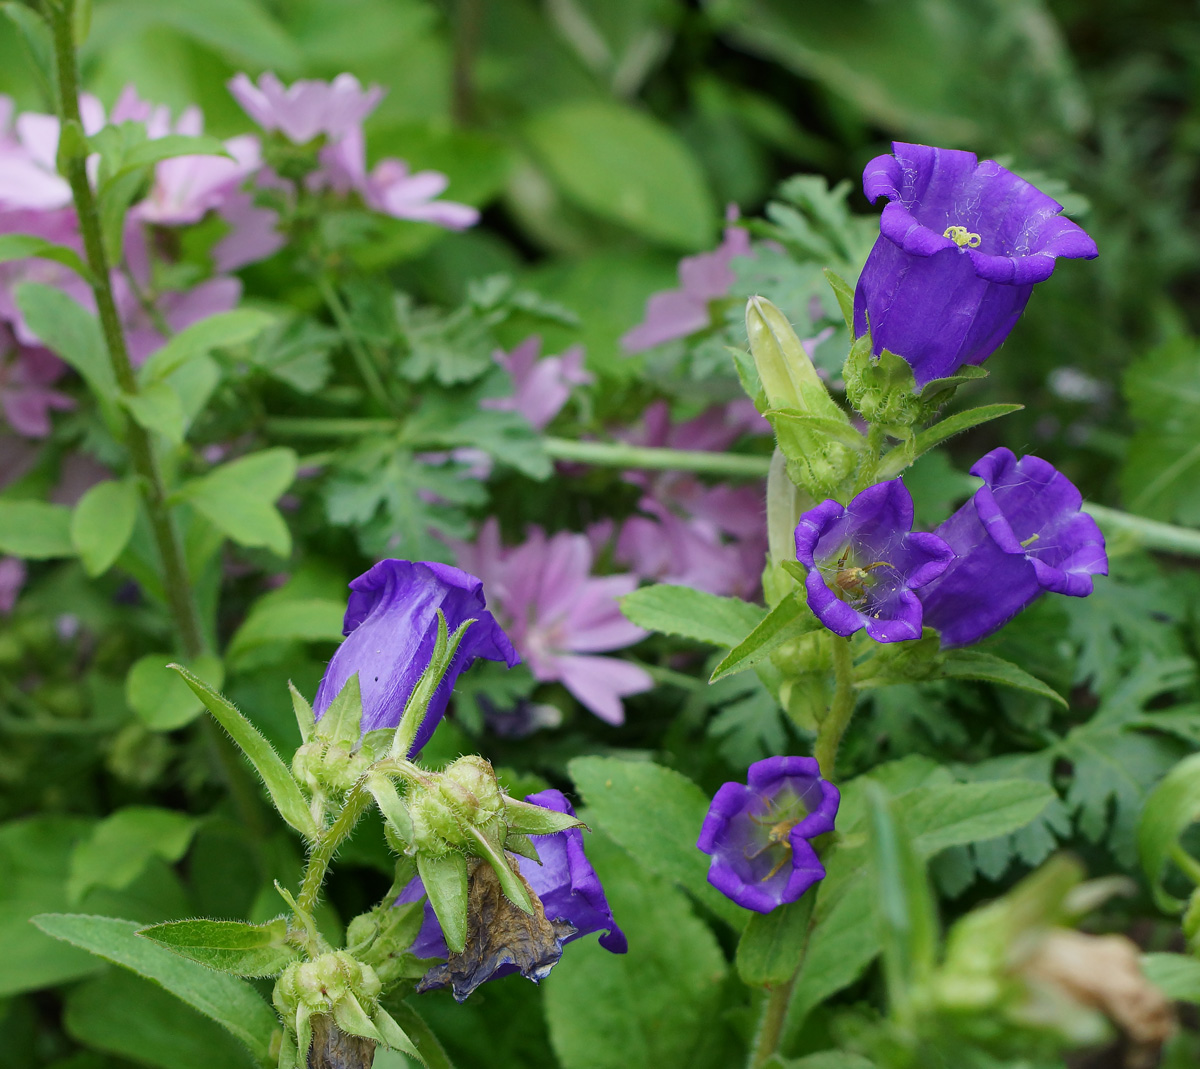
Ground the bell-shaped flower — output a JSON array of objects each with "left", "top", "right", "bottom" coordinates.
[
  {"left": 918, "top": 448, "right": 1107, "bottom": 647},
  {"left": 697, "top": 756, "right": 840, "bottom": 914},
  {"left": 313, "top": 560, "right": 518, "bottom": 753},
  {"left": 854, "top": 143, "right": 1098, "bottom": 387},
  {"left": 794, "top": 478, "right": 953, "bottom": 643}
]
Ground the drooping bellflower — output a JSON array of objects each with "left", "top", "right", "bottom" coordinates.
[
  {"left": 794, "top": 478, "right": 953, "bottom": 643},
  {"left": 918, "top": 448, "right": 1107, "bottom": 647},
  {"left": 854, "top": 143, "right": 1098, "bottom": 387},
  {"left": 697, "top": 756, "right": 840, "bottom": 914},
  {"left": 402, "top": 788, "right": 626, "bottom": 998},
  {"left": 313, "top": 560, "right": 518, "bottom": 752}
]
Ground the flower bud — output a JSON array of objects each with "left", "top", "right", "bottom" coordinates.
[
  {"left": 273, "top": 951, "right": 382, "bottom": 1022},
  {"left": 407, "top": 757, "right": 507, "bottom": 855}
]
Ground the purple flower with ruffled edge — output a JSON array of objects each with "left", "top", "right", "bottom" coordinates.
[
  {"left": 918, "top": 448, "right": 1107, "bottom": 648},
  {"left": 854, "top": 143, "right": 1098, "bottom": 388},
  {"left": 313, "top": 560, "right": 518, "bottom": 753},
  {"left": 697, "top": 756, "right": 839, "bottom": 914},
  {"left": 794, "top": 479, "right": 953, "bottom": 643},
  {"left": 401, "top": 788, "right": 626, "bottom": 993}
]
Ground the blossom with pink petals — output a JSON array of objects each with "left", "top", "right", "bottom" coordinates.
[
  {"left": 0, "top": 555, "right": 25, "bottom": 614},
  {"left": 454, "top": 519, "right": 652, "bottom": 725},
  {"left": 622, "top": 209, "right": 752, "bottom": 352},
  {"left": 228, "top": 72, "right": 384, "bottom": 144},
  {"left": 483, "top": 336, "right": 592, "bottom": 430},
  {"left": 0, "top": 336, "right": 74, "bottom": 437}
]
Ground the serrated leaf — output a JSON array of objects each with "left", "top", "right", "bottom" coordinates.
[
  {"left": 171, "top": 664, "right": 319, "bottom": 841},
  {"left": 71, "top": 477, "right": 138, "bottom": 576},
  {"left": 0, "top": 499, "right": 74, "bottom": 558},
  {"left": 32, "top": 914, "right": 276, "bottom": 1064},
  {"left": 709, "top": 591, "right": 821, "bottom": 682},
  {"left": 939, "top": 649, "right": 1068, "bottom": 708},
  {"left": 138, "top": 917, "right": 298, "bottom": 977},
  {"left": 619, "top": 584, "right": 765, "bottom": 647}
]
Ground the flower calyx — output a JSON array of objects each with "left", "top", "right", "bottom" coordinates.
[{"left": 290, "top": 676, "right": 372, "bottom": 798}]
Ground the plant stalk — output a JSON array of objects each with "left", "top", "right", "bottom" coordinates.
[
  {"left": 47, "top": 0, "right": 205, "bottom": 658},
  {"left": 318, "top": 274, "right": 394, "bottom": 414},
  {"left": 297, "top": 778, "right": 372, "bottom": 916},
  {"left": 814, "top": 636, "right": 855, "bottom": 780}
]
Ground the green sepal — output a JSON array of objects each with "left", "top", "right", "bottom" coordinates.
[
  {"left": 416, "top": 851, "right": 469, "bottom": 955},
  {"left": 277, "top": 1026, "right": 300, "bottom": 1069},
  {"left": 823, "top": 267, "right": 855, "bottom": 330},
  {"left": 170, "top": 664, "right": 321, "bottom": 841},
  {"left": 316, "top": 673, "right": 364, "bottom": 747},
  {"left": 503, "top": 797, "right": 587, "bottom": 837},
  {"left": 331, "top": 992, "right": 384, "bottom": 1043},
  {"left": 137, "top": 917, "right": 299, "bottom": 977},
  {"left": 288, "top": 681, "right": 315, "bottom": 745},
  {"left": 746, "top": 296, "right": 847, "bottom": 423},
  {"left": 367, "top": 773, "right": 415, "bottom": 845},
  {"left": 709, "top": 591, "right": 822, "bottom": 683},
  {"left": 504, "top": 832, "right": 540, "bottom": 862},
  {"left": 391, "top": 613, "right": 474, "bottom": 759},
  {"left": 466, "top": 826, "right": 534, "bottom": 915},
  {"left": 372, "top": 1007, "right": 422, "bottom": 1059}
]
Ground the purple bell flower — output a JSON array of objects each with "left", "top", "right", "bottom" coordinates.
[
  {"left": 794, "top": 478, "right": 954, "bottom": 643},
  {"left": 402, "top": 789, "right": 626, "bottom": 979},
  {"left": 918, "top": 448, "right": 1108, "bottom": 648},
  {"left": 697, "top": 756, "right": 840, "bottom": 914},
  {"left": 853, "top": 143, "right": 1098, "bottom": 387},
  {"left": 313, "top": 560, "right": 518, "bottom": 753}
]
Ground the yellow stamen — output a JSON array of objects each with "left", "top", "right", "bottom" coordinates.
[{"left": 943, "top": 224, "right": 982, "bottom": 249}]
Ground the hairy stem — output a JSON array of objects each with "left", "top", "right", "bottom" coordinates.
[
  {"left": 47, "top": 0, "right": 205, "bottom": 658},
  {"left": 747, "top": 979, "right": 796, "bottom": 1069},
  {"left": 814, "top": 636, "right": 855, "bottom": 780},
  {"left": 318, "top": 274, "right": 394, "bottom": 414},
  {"left": 297, "top": 778, "right": 372, "bottom": 917}
]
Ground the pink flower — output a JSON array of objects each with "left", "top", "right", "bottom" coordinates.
[
  {"left": 122, "top": 276, "right": 242, "bottom": 366},
  {"left": 0, "top": 94, "right": 106, "bottom": 212},
  {"left": 482, "top": 336, "right": 592, "bottom": 430},
  {"left": 228, "top": 72, "right": 383, "bottom": 144},
  {"left": 0, "top": 335, "right": 74, "bottom": 437},
  {"left": 0, "top": 555, "right": 25, "bottom": 614},
  {"left": 621, "top": 208, "right": 752, "bottom": 352},
  {"left": 454, "top": 519, "right": 653, "bottom": 725}
]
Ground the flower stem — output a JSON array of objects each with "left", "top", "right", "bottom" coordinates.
[
  {"left": 297, "top": 778, "right": 372, "bottom": 917},
  {"left": 747, "top": 979, "right": 797, "bottom": 1069},
  {"left": 814, "top": 636, "right": 855, "bottom": 779},
  {"left": 47, "top": 0, "right": 205, "bottom": 659},
  {"left": 543, "top": 437, "right": 772, "bottom": 477},
  {"left": 317, "top": 274, "right": 394, "bottom": 414},
  {"left": 853, "top": 423, "right": 887, "bottom": 495}
]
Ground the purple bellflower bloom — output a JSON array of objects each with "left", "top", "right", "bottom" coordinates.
[
  {"left": 854, "top": 143, "right": 1098, "bottom": 387},
  {"left": 698, "top": 756, "right": 839, "bottom": 914},
  {"left": 403, "top": 788, "right": 627, "bottom": 985},
  {"left": 918, "top": 448, "right": 1107, "bottom": 648},
  {"left": 313, "top": 559, "right": 518, "bottom": 753},
  {"left": 794, "top": 478, "right": 953, "bottom": 643}
]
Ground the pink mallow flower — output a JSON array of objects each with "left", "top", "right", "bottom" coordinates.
[
  {"left": 621, "top": 208, "right": 752, "bottom": 352},
  {"left": 482, "top": 336, "right": 592, "bottom": 430},
  {"left": 453, "top": 519, "right": 653, "bottom": 725},
  {"left": 0, "top": 555, "right": 25, "bottom": 614},
  {"left": 228, "top": 72, "right": 383, "bottom": 145},
  {"left": 0, "top": 335, "right": 74, "bottom": 437}
]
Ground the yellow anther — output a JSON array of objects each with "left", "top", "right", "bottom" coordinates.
[{"left": 943, "top": 225, "right": 982, "bottom": 249}]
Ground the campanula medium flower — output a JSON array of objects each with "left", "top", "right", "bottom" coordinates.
[
  {"left": 402, "top": 788, "right": 626, "bottom": 996},
  {"left": 854, "top": 143, "right": 1098, "bottom": 387},
  {"left": 794, "top": 478, "right": 953, "bottom": 643},
  {"left": 453, "top": 519, "right": 652, "bottom": 725},
  {"left": 313, "top": 559, "right": 518, "bottom": 753},
  {"left": 918, "top": 448, "right": 1107, "bottom": 648},
  {"left": 698, "top": 756, "right": 839, "bottom": 914}
]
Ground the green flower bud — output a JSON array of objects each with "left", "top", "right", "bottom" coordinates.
[
  {"left": 407, "top": 757, "right": 507, "bottom": 855},
  {"left": 273, "top": 951, "right": 382, "bottom": 1022},
  {"left": 291, "top": 739, "right": 371, "bottom": 796}
]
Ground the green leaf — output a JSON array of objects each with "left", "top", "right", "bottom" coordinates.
[
  {"left": 822, "top": 268, "right": 855, "bottom": 330},
  {"left": 466, "top": 827, "right": 534, "bottom": 914},
  {"left": 765, "top": 409, "right": 866, "bottom": 449},
  {"left": 417, "top": 851, "right": 469, "bottom": 955},
  {"left": 126, "top": 652, "right": 224, "bottom": 731},
  {"left": 175, "top": 448, "right": 297, "bottom": 557},
  {"left": 0, "top": 500, "right": 73, "bottom": 558},
  {"left": 140, "top": 309, "right": 275, "bottom": 385},
  {"left": 68, "top": 807, "right": 200, "bottom": 903},
  {"left": 769, "top": 1054, "right": 875, "bottom": 1069},
  {"left": 1141, "top": 952, "right": 1200, "bottom": 1004},
  {"left": 115, "top": 134, "right": 230, "bottom": 178},
  {"left": 170, "top": 664, "right": 320, "bottom": 841},
  {"left": 32, "top": 913, "right": 276, "bottom": 1065},
  {"left": 543, "top": 836, "right": 729, "bottom": 1069},
  {"left": 877, "top": 403, "right": 1024, "bottom": 478},
  {"left": 226, "top": 596, "right": 345, "bottom": 663},
  {"left": 70, "top": 477, "right": 139, "bottom": 576},
  {"left": 120, "top": 380, "right": 186, "bottom": 443},
  {"left": 138, "top": 917, "right": 298, "bottom": 977},
  {"left": 0, "top": 233, "right": 94, "bottom": 283},
  {"left": 905, "top": 779, "right": 1057, "bottom": 857},
  {"left": 568, "top": 756, "right": 744, "bottom": 927},
  {"left": 383, "top": 1001, "right": 457, "bottom": 1069},
  {"left": 15, "top": 282, "right": 116, "bottom": 401},
  {"left": 525, "top": 99, "right": 716, "bottom": 250},
  {"left": 1139, "top": 751, "right": 1200, "bottom": 913},
  {"left": 736, "top": 894, "right": 813, "bottom": 986},
  {"left": 619, "top": 584, "right": 765, "bottom": 647},
  {"left": 939, "top": 649, "right": 1068, "bottom": 708},
  {"left": 65, "top": 968, "right": 258, "bottom": 1069},
  {"left": 1, "top": 3, "right": 55, "bottom": 101},
  {"left": 709, "top": 592, "right": 821, "bottom": 683}
]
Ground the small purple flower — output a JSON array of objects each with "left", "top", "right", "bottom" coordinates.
[
  {"left": 0, "top": 340, "right": 74, "bottom": 437},
  {"left": 313, "top": 560, "right": 518, "bottom": 752},
  {"left": 482, "top": 336, "right": 592, "bottom": 431},
  {"left": 0, "top": 555, "right": 25, "bottom": 614},
  {"left": 404, "top": 788, "right": 626, "bottom": 982},
  {"left": 621, "top": 208, "right": 752, "bottom": 353},
  {"left": 228, "top": 72, "right": 383, "bottom": 144},
  {"left": 918, "top": 448, "right": 1107, "bottom": 647},
  {"left": 854, "top": 143, "right": 1098, "bottom": 387},
  {"left": 794, "top": 479, "right": 953, "bottom": 643},
  {"left": 697, "top": 756, "right": 839, "bottom": 914}
]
